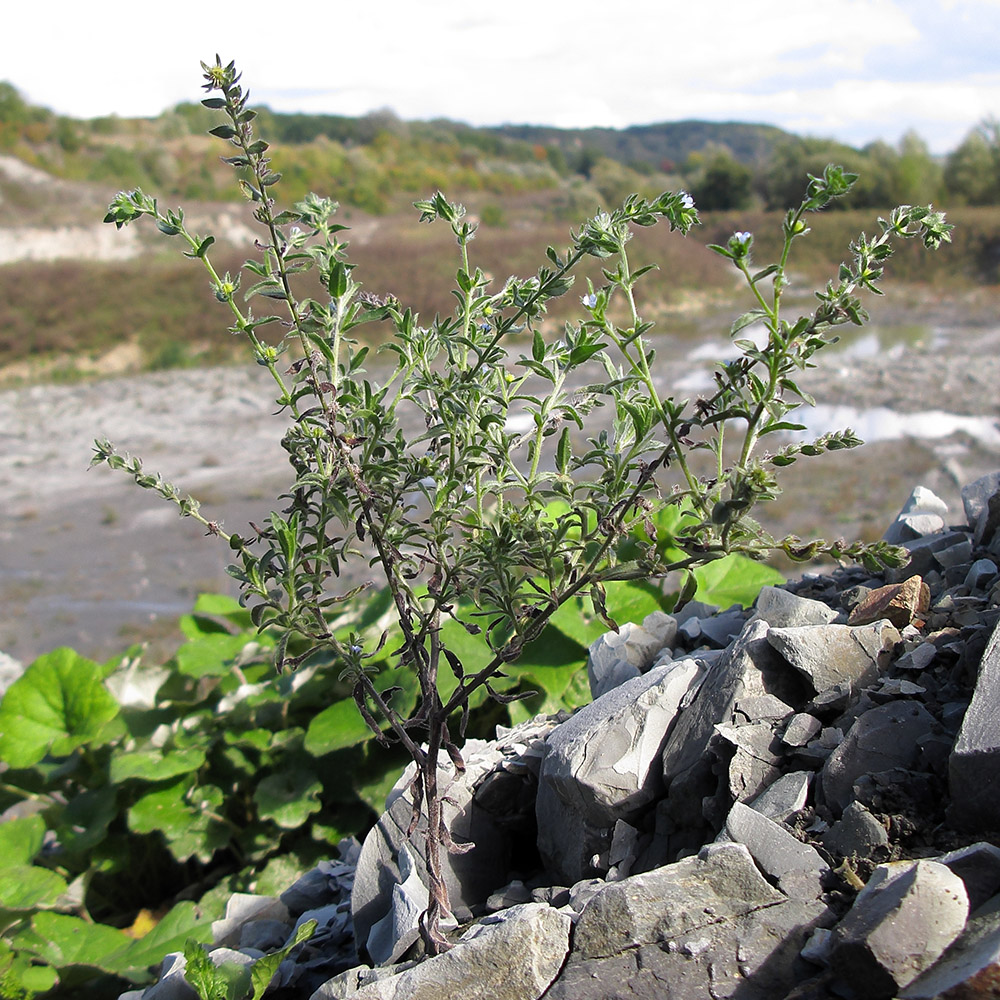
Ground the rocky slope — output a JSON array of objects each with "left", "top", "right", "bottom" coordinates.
[{"left": 122, "top": 470, "right": 1000, "bottom": 1000}]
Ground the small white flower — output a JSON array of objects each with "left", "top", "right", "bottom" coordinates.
[
  {"left": 734, "top": 231, "right": 752, "bottom": 243},
  {"left": 679, "top": 191, "right": 695, "bottom": 210},
  {"left": 582, "top": 293, "right": 598, "bottom": 309}
]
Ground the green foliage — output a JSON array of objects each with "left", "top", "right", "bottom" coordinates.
[{"left": 182, "top": 920, "right": 314, "bottom": 1000}]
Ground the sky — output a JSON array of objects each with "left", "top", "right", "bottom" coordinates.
[{"left": 6, "top": 0, "right": 998, "bottom": 154}]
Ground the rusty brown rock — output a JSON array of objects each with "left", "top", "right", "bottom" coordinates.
[{"left": 848, "top": 575, "right": 930, "bottom": 628}]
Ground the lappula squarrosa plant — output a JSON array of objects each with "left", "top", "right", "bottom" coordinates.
[{"left": 95, "top": 56, "right": 952, "bottom": 954}]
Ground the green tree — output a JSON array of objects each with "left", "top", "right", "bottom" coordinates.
[
  {"left": 945, "top": 118, "right": 1000, "bottom": 205},
  {"left": 892, "top": 130, "right": 943, "bottom": 205},
  {"left": 688, "top": 149, "right": 754, "bottom": 210}
]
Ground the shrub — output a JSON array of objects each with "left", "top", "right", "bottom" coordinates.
[{"left": 0, "top": 54, "right": 955, "bottom": 992}]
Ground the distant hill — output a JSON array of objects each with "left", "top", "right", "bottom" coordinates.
[{"left": 485, "top": 120, "right": 793, "bottom": 170}]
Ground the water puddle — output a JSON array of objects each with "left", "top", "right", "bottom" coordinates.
[{"left": 788, "top": 404, "right": 1000, "bottom": 448}]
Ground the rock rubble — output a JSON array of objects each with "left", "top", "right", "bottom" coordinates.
[{"left": 125, "top": 471, "right": 1000, "bottom": 1000}]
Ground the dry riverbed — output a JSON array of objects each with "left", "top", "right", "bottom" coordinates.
[{"left": 1, "top": 288, "right": 999, "bottom": 665}]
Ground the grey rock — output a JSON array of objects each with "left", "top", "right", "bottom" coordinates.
[
  {"left": 673, "top": 600, "right": 720, "bottom": 627},
  {"left": 239, "top": 919, "right": 293, "bottom": 952},
  {"left": 536, "top": 657, "right": 704, "bottom": 882},
  {"left": 899, "top": 905, "right": 1000, "bottom": 999},
  {"left": 549, "top": 842, "right": 832, "bottom": 1000},
  {"left": 721, "top": 801, "right": 828, "bottom": 896},
  {"left": 712, "top": 719, "right": 785, "bottom": 805},
  {"left": 696, "top": 605, "right": 751, "bottom": 648},
  {"left": 933, "top": 536, "right": 975, "bottom": 570},
  {"left": 782, "top": 712, "right": 823, "bottom": 748},
  {"left": 661, "top": 619, "right": 805, "bottom": 837},
  {"left": 748, "top": 771, "right": 812, "bottom": 824},
  {"left": 974, "top": 488, "right": 1000, "bottom": 548},
  {"left": 316, "top": 903, "right": 571, "bottom": 1000},
  {"left": 281, "top": 841, "right": 360, "bottom": 916},
  {"left": 352, "top": 717, "right": 557, "bottom": 961},
  {"left": 895, "top": 640, "right": 937, "bottom": 672},
  {"left": 820, "top": 701, "right": 937, "bottom": 814},
  {"left": 733, "top": 692, "right": 795, "bottom": 722},
  {"left": 962, "top": 470, "right": 1000, "bottom": 528},
  {"left": 138, "top": 953, "right": 197, "bottom": 1000},
  {"left": 883, "top": 486, "right": 949, "bottom": 544},
  {"left": 950, "top": 618, "right": 1000, "bottom": 830},
  {"left": 485, "top": 879, "right": 534, "bottom": 913},
  {"left": 822, "top": 801, "right": 889, "bottom": 857},
  {"left": 365, "top": 843, "right": 432, "bottom": 966},
  {"left": 766, "top": 620, "right": 901, "bottom": 696},
  {"left": 211, "top": 893, "right": 290, "bottom": 948},
  {"left": 938, "top": 842, "right": 1000, "bottom": 912},
  {"left": 966, "top": 557, "right": 999, "bottom": 591},
  {"left": 750, "top": 585, "right": 840, "bottom": 628},
  {"left": 573, "top": 842, "right": 786, "bottom": 960},
  {"left": 887, "top": 530, "right": 971, "bottom": 581},
  {"left": 586, "top": 610, "right": 677, "bottom": 699},
  {"left": 828, "top": 859, "right": 969, "bottom": 998}
]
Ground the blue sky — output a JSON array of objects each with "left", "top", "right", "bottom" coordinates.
[{"left": 8, "top": 0, "right": 998, "bottom": 153}]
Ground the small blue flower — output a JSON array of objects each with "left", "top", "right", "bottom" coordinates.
[
  {"left": 729, "top": 231, "right": 753, "bottom": 256},
  {"left": 582, "top": 292, "right": 598, "bottom": 309}
]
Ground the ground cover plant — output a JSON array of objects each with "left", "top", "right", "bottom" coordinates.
[{"left": 0, "top": 55, "right": 951, "bottom": 996}]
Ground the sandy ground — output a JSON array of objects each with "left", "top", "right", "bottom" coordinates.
[{"left": 1, "top": 286, "right": 998, "bottom": 666}]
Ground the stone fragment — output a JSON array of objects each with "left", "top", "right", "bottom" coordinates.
[
  {"left": 536, "top": 657, "right": 705, "bottom": 882},
  {"left": 485, "top": 879, "right": 534, "bottom": 913},
  {"left": 883, "top": 486, "right": 949, "bottom": 544},
  {"left": 748, "top": 771, "right": 812, "bottom": 824},
  {"left": 950, "top": 618, "right": 1000, "bottom": 831},
  {"left": 828, "top": 859, "right": 969, "bottom": 998},
  {"left": 887, "top": 531, "right": 971, "bottom": 582},
  {"left": 783, "top": 713, "right": 823, "bottom": 748},
  {"left": 712, "top": 720, "right": 785, "bottom": 804},
  {"left": 696, "top": 605, "right": 751, "bottom": 648},
  {"left": 722, "top": 801, "right": 828, "bottom": 896},
  {"left": 365, "top": 843, "right": 431, "bottom": 966},
  {"left": 895, "top": 641, "right": 937, "bottom": 671},
  {"left": 822, "top": 801, "right": 889, "bottom": 858},
  {"left": 212, "top": 893, "right": 290, "bottom": 948},
  {"left": 966, "top": 558, "right": 999, "bottom": 591},
  {"left": 587, "top": 611, "right": 677, "bottom": 699},
  {"left": 573, "top": 842, "right": 786, "bottom": 960},
  {"left": 662, "top": 619, "right": 803, "bottom": 785},
  {"left": 974, "top": 489, "right": 1000, "bottom": 548},
  {"left": 820, "top": 701, "right": 937, "bottom": 814},
  {"left": 848, "top": 576, "right": 930, "bottom": 628},
  {"left": 550, "top": 842, "right": 833, "bottom": 1000},
  {"left": 239, "top": 919, "right": 292, "bottom": 952},
  {"left": 899, "top": 906, "right": 1000, "bottom": 999},
  {"left": 938, "top": 843, "right": 1000, "bottom": 913},
  {"left": 314, "top": 903, "right": 571, "bottom": 1000},
  {"left": 750, "top": 585, "right": 840, "bottom": 628},
  {"left": 767, "top": 620, "right": 901, "bottom": 695},
  {"left": 352, "top": 717, "right": 557, "bottom": 961},
  {"left": 607, "top": 820, "right": 641, "bottom": 880},
  {"left": 962, "top": 471, "right": 1000, "bottom": 528},
  {"left": 733, "top": 693, "right": 795, "bottom": 722}
]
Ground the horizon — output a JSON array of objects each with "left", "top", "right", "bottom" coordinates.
[{"left": 5, "top": 0, "right": 998, "bottom": 157}]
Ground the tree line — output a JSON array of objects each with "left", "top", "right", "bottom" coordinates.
[{"left": 1, "top": 81, "right": 997, "bottom": 214}]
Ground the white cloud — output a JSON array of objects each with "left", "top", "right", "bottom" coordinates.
[{"left": 4, "top": 0, "right": 995, "bottom": 153}]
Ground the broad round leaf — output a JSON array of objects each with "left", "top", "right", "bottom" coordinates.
[
  {"left": 0, "top": 865, "right": 69, "bottom": 911},
  {"left": 0, "top": 648, "right": 120, "bottom": 767},
  {"left": 254, "top": 771, "right": 322, "bottom": 829}
]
